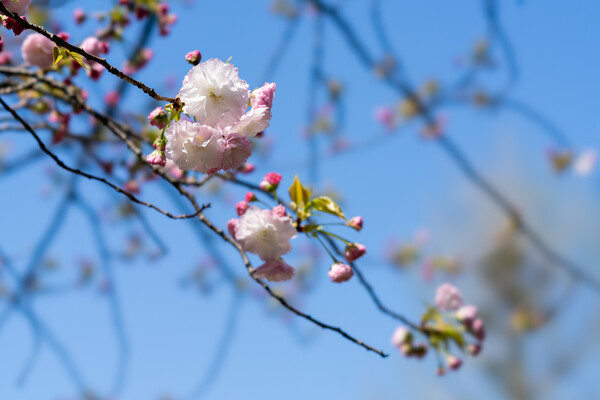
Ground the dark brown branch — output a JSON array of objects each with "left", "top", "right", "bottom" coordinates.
[
  {"left": 0, "top": 3, "right": 174, "bottom": 103},
  {"left": 0, "top": 97, "right": 208, "bottom": 220}
]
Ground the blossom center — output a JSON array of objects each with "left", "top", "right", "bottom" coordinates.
[{"left": 208, "top": 88, "right": 224, "bottom": 104}]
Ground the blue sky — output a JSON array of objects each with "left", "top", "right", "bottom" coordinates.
[{"left": 1, "top": 0, "right": 600, "bottom": 399}]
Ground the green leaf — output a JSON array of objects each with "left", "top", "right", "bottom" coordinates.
[
  {"left": 288, "top": 175, "right": 311, "bottom": 215},
  {"left": 52, "top": 47, "right": 65, "bottom": 65},
  {"left": 66, "top": 50, "right": 89, "bottom": 70},
  {"left": 309, "top": 196, "right": 346, "bottom": 220},
  {"left": 439, "top": 323, "right": 465, "bottom": 349}
]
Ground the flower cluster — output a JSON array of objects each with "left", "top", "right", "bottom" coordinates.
[
  {"left": 21, "top": 33, "right": 55, "bottom": 69},
  {"left": 156, "top": 58, "right": 276, "bottom": 174},
  {"left": 390, "top": 283, "right": 485, "bottom": 374},
  {"left": 228, "top": 193, "right": 297, "bottom": 282}
]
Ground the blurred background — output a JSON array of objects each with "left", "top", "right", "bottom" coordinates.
[{"left": 1, "top": 0, "right": 600, "bottom": 399}]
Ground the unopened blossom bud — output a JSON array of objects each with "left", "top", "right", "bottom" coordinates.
[
  {"left": 344, "top": 243, "right": 367, "bottom": 262},
  {"left": 0, "top": 38, "right": 4, "bottom": 53},
  {"left": 272, "top": 204, "right": 287, "bottom": 217},
  {"left": 390, "top": 326, "right": 412, "bottom": 348},
  {"left": 0, "top": 51, "right": 14, "bottom": 65},
  {"left": 239, "top": 163, "right": 255, "bottom": 174},
  {"left": 245, "top": 192, "right": 256, "bottom": 203},
  {"left": 81, "top": 37, "right": 103, "bottom": 56},
  {"left": 260, "top": 172, "right": 282, "bottom": 191},
  {"left": 148, "top": 107, "right": 168, "bottom": 129},
  {"left": 21, "top": 33, "right": 55, "bottom": 69},
  {"left": 87, "top": 63, "right": 104, "bottom": 80},
  {"left": 468, "top": 343, "right": 482, "bottom": 356},
  {"left": 437, "top": 367, "right": 445, "bottom": 376},
  {"left": 471, "top": 318, "right": 486, "bottom": 341},
  {"left": 98, "top": 41, "right": 110, "bottom": 54},
  {"left": 435, "top": 283, "right": 463, "bottom": 311},
  {"left": 74, "top": 8, "right": 86, "bottom": 24},
  {"left": 446, "top": 355, "right": 462, "bottom": 370},
  {"left": 456, "top": 304, "right": 478, "bottom": 326},
  {"left": 236, "top": 201, "right": 249, "bottom": 216},
  {"left": 399, "top": 343, "right": 412, "bottom": 356},
  {"left": 57, "top": 32, "right": 70, "bottom": 41},
  {"left": 346, "top": 216, "right": 363, "bottom": 231},
  {"left": 185, "top": 50, "right": 202, "bottom": 66},
  {"left": 146, "top": 150, "right": 166, "bottom": 167},
  {"left": 157, "top": 3, "right": 169, "bottom": 17},
  {"left": 374, "top": 106, "right": 395, "bottom": 130},
  {"left": 3, "top": 16, "right": 26, "bottom": 35},
  {"left": 104, "top": 91, "right": 120, "bottom": 107},
  {"left": 135, "top": 6, "right": 150, "bottom": 20},
  {"left": 123, "top": 180, "right": 140, "bottom": 194},
  {"left": 259, "top": 180, "right": 270, "bottom": 191},
  {"left": 328, "top": 262, "right": 353, "bottom": 283},
  {"left": 265, "top": 172, "right": 282, "bottom": 185}
]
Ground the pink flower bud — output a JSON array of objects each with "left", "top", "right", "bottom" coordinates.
[
  {"left": 259, "top": 180, "right": 270, "bottom": 191},
  {"left": 123, "top": 180, "right": 140, "bottom": 194},
  {"left": 21, "top": 33, "right": 55, "bottom": 69},
  {"left": 328, "top": 262, "right": 353, "bottom": 283},
  {"left": 456, "top": 304, "right": 478, "bottom": 325},
  {"left": 87, "top": 63, "right": 104, "bottom": 80},
  {"left": 253, "top": 259, "right": 295, "bottom": 282},
  {"left": 73, "top": 8, "right": 86, "bottom": 24},
  {"left": 264, "top": 172, "right": 282, "bottom": 185},
  {"left": 435, "top": 283, "right": 463, "bottom": 311},
  {"left": 148, "top": 107, "right": 168, "bottom": 129},
  {"left": 272, "top": 204, "right": 287, "bottom": 217},
  {"left": 185, "top": 50, "right": 202, "bottom": 66},
  {"left": 471, "top": 318, "right": 486, "bottom": 341},
  {"left": 57, "top": 32, "right": 70, "bottom": 41},
  {"left": 0, "top": 52, "right": 11, "bottom": 65},
  {"left": 239, "top": 163, "right": 255, "bottom": 174},
  {"left": 135, "top": 6, "right": 150, "bottom": 20},
  {"left": 146, "top": 150, "right": 166, "bottom": 167},
  {"left": 236, "top": 201, "right": 249, "bottom": 216},
  {"left": 390, "top": 326, "right": 412, "bottom": 348},
  {"left": 157, "top": 3, "right": 169, "bottom": 17},
  {"left": 446, "top": 355, "right": 462, "bottom": 370},
  {"left": 98, "top": 41, "right": 110, "bottom": 54},
  {"left": 346, "top": 216, "right": 363, "bottom": 231},
  {"left": 374, "top": 106, "right": 395, "bottom": 130},
  {"left": 437, "top": 367, "right": 445, "bottom": 376},
  {"left": 245, "top": 192, "right": 256, "bottom": 203},
  {"left": 104, "top": 91, "right": 120, "bottom": 107},
  {"left": 344, "top": 243, "right": 366, "bottom": 262},
  {"left": 468, "top": 343, "right": 482, "bottom": 356},
  {"left": 81, "top": 36, "right": 103, "bottom": 56}
]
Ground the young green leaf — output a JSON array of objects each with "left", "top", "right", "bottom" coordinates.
[
  {"left": 52, "top": 47, "right": 65, "bottom": 65},
  {"left": 67, "top": 50, "right": 89, "bottom": 70},
  {"left": 309, "top": 196, "right": 346, "bottom": 220},
  {"left": 288, "top": 175, "right": 311, "bottom": 216}
]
